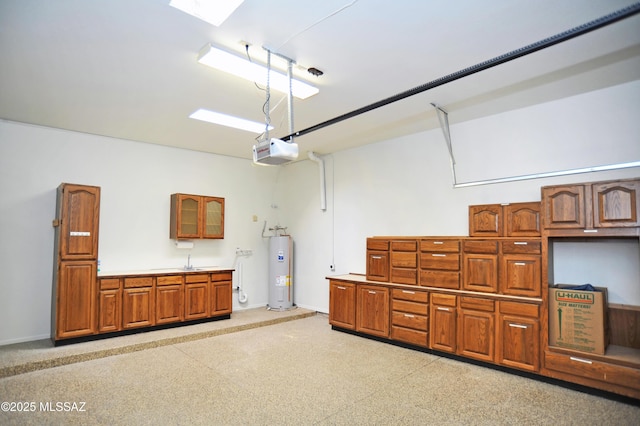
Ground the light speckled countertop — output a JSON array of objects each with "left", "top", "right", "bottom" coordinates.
[{"left": 98, "top": 266, "right": 234, "bottom": 278}]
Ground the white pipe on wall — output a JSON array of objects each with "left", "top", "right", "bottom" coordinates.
[{"left": 308, "top": 151, "right": 327, "bottom": 211}]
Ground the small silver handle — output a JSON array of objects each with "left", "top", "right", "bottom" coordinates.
[
  {"left": 508, "top": 323, "right": 527, "bottom": 329},
  {"left": 570, "top": 356, "right": 593, "bottom": 364},
  {"left": 402, "top": 290, "right": 415, "bottom": 294},
  {"left": 432, "top": 254, "right": 446, "bottom": 257},
  {"left": 404, "top": 314, "right": 415, "bottom": 318},
  {"left": 433, "top": 241, "right": 444, "bottom": 245},
  {"left": 514, "top": 262, "right": 526, "bottom": 266},
  {"left": 437, "top": 307, "right": 451, "bottom": 312},
  {"left": 368, "top": 290, "right": 377, "bottom": 294},
  {"left": 514, "top": 242, "right": 528, "bottom": 245},
  {"left": 371, "top": 255, "right": 383, "bottom": 259},
  {"left": 336, "top": 286, "right": 347, "bottom": 290},
  {"left": 583, "top": 229, "right": 598, "bottom": 233}
]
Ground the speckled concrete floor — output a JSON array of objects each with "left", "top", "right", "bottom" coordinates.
[{"left": 1, "top": 312, "right": 639, "bottom": 425}]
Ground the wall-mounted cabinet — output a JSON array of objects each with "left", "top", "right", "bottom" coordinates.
[
  {"left": 366, "top": 238, "right": 390, "bottom": 282},
  {"left": 469, "top": 202, "right": 541, "bottom": 238},
  {"left": 170, "top": 193, "right": 225, "bottom": 239}
]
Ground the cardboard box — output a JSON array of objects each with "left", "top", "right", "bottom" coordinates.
[{"left": 549, "top": 285, "right": 609, "bottom": 355}]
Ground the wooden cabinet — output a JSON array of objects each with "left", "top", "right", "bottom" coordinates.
[
  {"left": 463, "top": 240, "right": 498, "bottom": 293},
  {"left": 185, "top": 274, "right": 209, "bottom": 320},
  {"left": 170, "top": 193, "right": 225, "bottom": 239},
  {"left": 329, "top": 280, "right": 356, "bottom": 329},
  {"left": 391, "top": 288, "right": 429, "bottom": 347},
  {"left": 122, "top": 277, "right": 155, "bottom": 329},
  {"left": 366, "top": 238, "right": 390, "bottom": 282},
  {"left": 155, "top": 275, "right": 184, "bottom": 324},
  {"left": 499, "top": 240, "right": 541, "bottom": 297},
  {"left": 98, "top": 278, "right": 121, "bottom": 333},
  {"left": 56, "top": 261, "right": 98, "bottom": 339},
  {"left": 542, "top": 178, "right": 640, "bottom": 232},
  {"left": 52, "top": 183, "right": 101, "bottom": 342},
  {"left": 390, "top": 240, "right": 418, "bottom": 285},
  {"left": 497, "top": 301, "right": 539, "bottom": 372},
  {"left": 356, "top": 285, "right": 389, "bottom": 338},
  {"left": 458, "top": 296, "right": 495, "bottom": 362},
  {"left": 469, "top": 202, "right": 541, "bottom": 237},
  {"left": 210, "top": 272, "right": 232, "bottom": 316},
  {"left": 419, "top": 238, "right": 461, "bottom": 289},
  {"left": 430, "top": 293, "right": 457, "bottom": 353}
]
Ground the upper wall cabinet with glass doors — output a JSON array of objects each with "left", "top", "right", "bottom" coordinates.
[{"left": 170, "top": 193, "right": 225, "bottom": 239}]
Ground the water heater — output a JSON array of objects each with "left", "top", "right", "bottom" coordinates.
[{"left": 268, "top": 235, "right": 294, "bottom": 310}]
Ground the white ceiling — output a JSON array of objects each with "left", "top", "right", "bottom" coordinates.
[{"left": 1, "top": 0, "right": 639, "bottom": 161}]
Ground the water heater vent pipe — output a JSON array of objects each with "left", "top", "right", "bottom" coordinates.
[{"left": 308, "top": 151, "right": 327, "bottom": 211}]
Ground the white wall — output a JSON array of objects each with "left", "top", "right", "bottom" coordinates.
[{"left": 1, "top": 80, "right": 639, "bottom": 345}]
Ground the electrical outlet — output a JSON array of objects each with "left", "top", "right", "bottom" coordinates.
[{"left": 330, "top": 264, "right": 335, "bottom": 271}]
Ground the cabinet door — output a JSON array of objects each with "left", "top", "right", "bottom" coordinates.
[
  {"left": 356, "top": 285, "right": 389, "bottom": 337},
  {"left": 542, "top": 185, "right": 586, "bottom": 229},
  {"left": 56, "top": 261, "right": 97, "bottom": 339},
  {"left": 185, "top": 283, "right": 209, "bottom": 320},
  {"left": 366, "top": 251, "right": 389, "bottom": 282},
  {"left": 593, "top": 180, "right": 640, "bottom": 228},
  {"left": 500, "top": 254, "right": 541, "bottom": 297},
  {"left": 505, "top": 202, "right": 541, "bottom": 237},
  {"left": 171, "top": 194, "right": 201, "bottom": 239},
  {"left": 429, "top": 294, "right": 457, "bottom": 353},
  {"left": 122, "top": 287, "right": 155, "bottom": 329},
  {"left": 463, "top": 254, "right": 498, "bottom": 293},
  {"left": 469, "top": 204, "right": 502, "bottom": 237},
  {"left": 329, "top": 281, "right": 356, "bottom": 329},
  {"left": 211, "top": 281, "right": 232, "bottom": 315},
  {"left": 458, "top": 306, "right": 494, "bottom": 363},
  {"left": 98, "top": 289, "right": 121, "bottom": 333},
  {"left": 57, "top": 184, "right": 100, "bottom": 260},
  {"left": 497, "top": 314, "right": 539, "bottom": 372},
  {"left": 156, "top": 284, "right": 184, "bottom": 324},
  {"left": 202, "top": 197, "right": 225, "bottom": 239}
]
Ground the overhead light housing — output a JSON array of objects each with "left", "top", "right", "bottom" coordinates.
[
  {"left": 253, "top": 138, "right": 299, "bottom": 165},
  {"left": 169, "top": 0, "right": 244, "bottom": 26},
  {"left": 189, "top": 108, "right": 271, "bottom": 134},
  {"left": 198, "top": 44, "right": 319, "bottom": 99}
]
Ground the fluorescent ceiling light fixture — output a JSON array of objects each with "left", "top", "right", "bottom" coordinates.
[
  {"left": 198, "top": 44, "right": 319, "bottom": 99},
  {"left": 169, "top": 0, "right": 244, "bottom": 26},
  {"left": 189, "top": 108, "right": 272, "bottom": 134}
]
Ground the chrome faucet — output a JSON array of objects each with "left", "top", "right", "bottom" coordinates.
[{"left": 184, "top": 254, "right": 194, "bottom": 271}]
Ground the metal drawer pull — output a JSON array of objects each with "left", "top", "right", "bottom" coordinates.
[
  {"left": 402, "top": 290, "right": 415, "bottom": 294},
  {"left": 371, "top": 256, "right": 383, "bottom": 259},
  {"left": 368, "top": 291, "right": 377, "bottom": 294},
  {"left": 514, "top": 262, "right": 527, "bottom": 266},
  {"left": 583, "top": 229, "right": 598, "bottom": 233},
  {"left": 432, "top": 254, "right": 446, "bottom": 257},
  {"left": 508, "top": 323, "right": 527, "bottom": 329},
  {"left": 337, "top": 286, "right": 347, "bottom": 290},
  {"left": 437, "top": 307, "right": 451, "bottom": 312},
  {"left": 514, "top": 242, "right": 528, "bottom": 245},
  {"left": 433, "top": 241, "right": 444, "bottom": 244},
  {"left": 404, "top": 314, "right": 415, "bottom": 318},
  {"left": 569, "top": 356, "right": 593, "bottom": 364}
]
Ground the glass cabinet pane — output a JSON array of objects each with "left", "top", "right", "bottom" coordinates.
[
  {"left": 204, "top": 197, "right": 224, "bottom": 238},
  {"left": 180, "top": 198, "right": 199, "bottom": 235}
]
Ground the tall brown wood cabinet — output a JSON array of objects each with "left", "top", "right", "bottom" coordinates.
[{"left": 52, "top": 183, "right": 100, "bottom": 342}]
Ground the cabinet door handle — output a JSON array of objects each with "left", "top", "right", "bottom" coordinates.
[
  {"left": 371, "top": 256, "right": 383, "bottom": 259},
  {"left": 433, "top": 241, "right": 444, "bottom": 245},
  {"left": 432, "top": 254, "right": 446, "bottom": 257},
  {"left": 570, "top": 356, "right": 593, "bottom": 364},
  {"left": 437, "top": 307, "right": 451, "bottom": 312},
  {"left": 583, "top": 229, "right": 598, "bottom": 233},
  {"left": 402, "top": 290, "right": 415, "bottom": 294},
  {"left": 336, "top": 286, "right": 347, "bottom": 290},
  {"left": 368, "top": 290, "right": 377, "bottom": 294},
  {"left": 514, "top": 262, "right": 527, "bottom": 266},
  {"left": 404, "top": 314, "right": 415, "bottom": 318},
  {"left": 508, "top": 323, "right": 528, "bottom": 329},
  {"left": 514, "top": 242, "right": 528, "bottom": 245}
]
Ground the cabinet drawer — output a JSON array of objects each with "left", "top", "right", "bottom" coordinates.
[
  {"left": 367, "top": 239, "right": 389, "bottom": 251},
  {"left": 391, "top": 240, "right": 417, "bottom": 252},
  {"left": 431, "top": 293, "right": 457, "bottom": 307},
  {"left": 391, "top": 268, "right": 417, "bottom": 285},
  {"left": 124, "top": 276, "right": 154, "bottom": 288},
  {"left": 463, "top": 240, "right": 498, "bottom": 254},
  {"left": 185, "top": 274, "right": 209, "bottom": 283},
  {"left": 421, "top": 239, "right": 460, "bottom": 253},
  {"left": 501, "top": 240, "right": 541, "bottom": 254},
  {"left": 499, "top": 301, "right": 539, "bottom": 318},
  {"left": 100, "top": 278, "right": 120, "bottom": 290},
  {"left": 391, "top": 252, "right": 417, "bottom": 268},
  {"left": 420, "top": 270, "right": 460, "bottom": 289},
  {"left": 392, "top": 311, "right": 428, "bottom": 330},
  {"left": 391, "top": 326, "right": 428, "bottom": 347},
  {"left": 460, "top": 296, "right": 494, "bottom": 312},
  {"left": 544, "top": 351, "right": 640, "bottom": 390},
  {"left": 392, "top": 299, "right": 428, "bottom": 316},
  {"left": 157, "top": 275, "right": 183, "bottom": 286},
  {"left": 420, "top": 253, "right": 459, "bottom": 270},
  {"left": 392, "top": 288, "right": 428, "bottom": 303},
  {"left": 210, "top": 272, "right": 232, "bottom": 282}
]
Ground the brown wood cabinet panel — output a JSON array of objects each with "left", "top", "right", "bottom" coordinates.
[
  {"left": 463, "top": 240, "right": 498, "bottom": 254},
  {"left": 156, "top": 284, "right": 184, "bottom": 324},
  {"left": 391, "top": 326, "right": 428, "bottom": 347},
  {"left": 329, "top": 281, "right": 356, "bottom": 329},
  {"left": 122, "top": 287, "right": 155, "bottom": 329},
  {"left": 420, "top": 253, "right": 459, "bottom": 270},
  {"left": 458, "top": 301, "right": 495, "bottom": 362},
  {"left": 392, "top": 288, "right": 428, "bottom": 304},
  {"left": 185, "top": 283, "right": 208, "bottom": 320},
  {"left": 390, "top": 268, "right": 417, "bottom": 285},
  {"left": 157, "top": 275, "right": 183, "bottom": 285},
  {"left": 98, "top": 289, "right": 121, "bottom": 333},
  {"left": 497, "top": 301, "right": 539, "bottom": 372},
  {"left": 367, "top": 239, "right": 389, "bottom": 251},
  {"left": 463, "top": 254, "right": 498, "bottom": 293},
  {"left": 421, "top": 239, "right": 460, "bottom": 252},
  {"left": 505, "top": 202, "right": 541, "bottom": 237},
  {"left": 500, "top": 254, "right": 541, "bottom": 297},
  {"left": 430, "top": 293, "right": 457, "bottom": 353},
  {"left": 501, "top": 240, "right": 541, "bottom": 254},
  {"left": 56, "top": 261, "right": 97, "bottom": 339},
  {"left": 420, "top": 270, "right": 460, "bottom": 289},
  {"left": 356, "top": 285, "right": 389, "bottom": 338},
  {"left": 211, "top": 281, "right": 232, "bottom": 315},
  {"left": 124, "top": 276, "right": 154, "bottom": 288},
  {"left": 592, "top": 180, "right": 640, "bottom": 228},
  {"left": 542, "top": 185, "right": 586, "bottom": 229},
  {"left": 366, "top": 250, "right": 389, "bottom": 282},
  {"left": 211, "top": 271, "right": 233, "bottom": 282},
  {"left": 608, "top": 304, "right": 640, "bottom": 349},
  {"left": 469, "top": 204, "right": 503, "bottom": 237},
  {"left": 100, "top": 278, "right": 120, "bottom": 290},
  {"left": 56, "top": 184, "right": 100, "bottom": 260}
]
